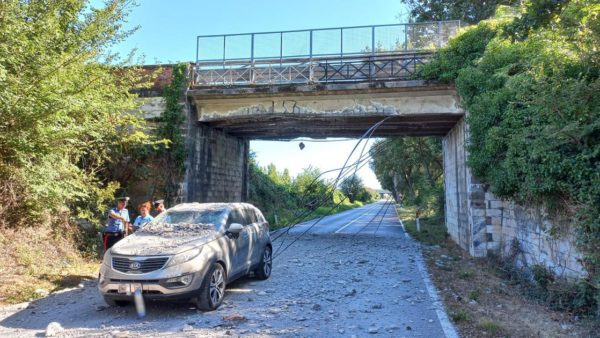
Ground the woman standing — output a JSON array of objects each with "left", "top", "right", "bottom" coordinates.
[{"left": 132, "top": 201, "right": 154, "bottom": 231}]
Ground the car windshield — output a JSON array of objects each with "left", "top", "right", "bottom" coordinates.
[{"left": 140, "top": 209, "right": 227, "bottom": 234}]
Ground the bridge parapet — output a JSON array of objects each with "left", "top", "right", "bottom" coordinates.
[{"left": 193, "top": 21, "right": 461, "bottom": 86}]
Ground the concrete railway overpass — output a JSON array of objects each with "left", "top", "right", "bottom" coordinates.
[{"left": 138, "top": 21, "right": 585, "bottom": 277}]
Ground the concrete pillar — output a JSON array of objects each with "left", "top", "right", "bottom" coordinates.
[
  {"left": 183, "top": 104, "right": 249, "bottom": 203},
  {"left": 442, "top": 117, "right": 487, "bottom": 257}
]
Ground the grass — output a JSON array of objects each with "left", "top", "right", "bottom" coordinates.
[
  {"left": 459, "top": 269, "right": 475, "bottom": 280},
  {"left": 397, "top": 205, "right": 448, "bottom": 244},
  {"left": 313, "top": 200, "right": 364, "bottom": 218},
  {"left": 451, "top": 309, "right": 469, "bottom": 322},
  {"left": 267, "top": 200, "right": 367, "bottom": 230},
  {"left": 0, "top": 226, "right": 99, "bottom": 305},
  {"left": 478, "top": 320, "right": 504, "bottom": 335},
  {"left": 468, "top": 289, "right": 481, "bottom": 302}
]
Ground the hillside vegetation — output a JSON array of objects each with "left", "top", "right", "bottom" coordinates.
[
  {"left": 420, "top": 0, "right": 600, "bottom": 315},
  {"left": 0, "top": 0, "right": 178, "bottom": 304},
  {"left": 247, "top": 157, "right": 374, "bottom": 229}
]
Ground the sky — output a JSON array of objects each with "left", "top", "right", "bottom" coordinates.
[{"left": 106, "top": 0, "right": 409, "bottom": 189}]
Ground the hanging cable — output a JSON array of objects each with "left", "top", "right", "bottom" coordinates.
[
  {"left": 271, "top": 118, "right": 388, "bottom": 249},
  {"left": 272, "top": 118, "right": 392, "bottom": 258}
]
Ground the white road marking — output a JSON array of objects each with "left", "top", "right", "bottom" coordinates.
[
  {"left": 333, "top": 202, "right": 384, "bottom": 234},
  {"left": 395, "top": 206, "right": 460, "bottom": 338}
]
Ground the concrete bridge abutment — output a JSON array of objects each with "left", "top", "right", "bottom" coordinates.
[
  {"left": 442, "top": 117, "right": 585, "bottom": 277},
  {"left": 183, "top": 104, "right": 249, "bottom": 203}
]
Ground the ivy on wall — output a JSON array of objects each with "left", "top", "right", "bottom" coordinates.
[
  {"left": 421, "top": 1, "right": 599, "bottom": 314},
  {"left": 155, "top": 63, "right": 188, "bottom": 205}
]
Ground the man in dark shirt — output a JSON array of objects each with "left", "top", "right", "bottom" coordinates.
[{"left": 153, "top": 199, "right": 166, "bottom": 216}]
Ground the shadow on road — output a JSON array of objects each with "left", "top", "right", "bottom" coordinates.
[{"left": 0, "top": 276, "right": 260, "bottom": 332}]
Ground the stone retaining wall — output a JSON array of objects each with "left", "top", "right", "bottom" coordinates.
[{"left": 443, "top": 118, "right": 585, "bottom": 278}]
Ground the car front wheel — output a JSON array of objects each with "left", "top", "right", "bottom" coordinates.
[
  {"left": 195, "top": 263, "right": 226, "bottom": 311},
  {"left": 254, "top": 245, "right": 272, "bottom": 280}
]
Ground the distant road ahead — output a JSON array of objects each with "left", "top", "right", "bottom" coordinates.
[{"left": 277, "top": 200, "right": 405, "bottom": 237}]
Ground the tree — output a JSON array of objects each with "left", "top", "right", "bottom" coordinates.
[
  {"left": 339, "top": 175, "right": 368, "bottom": 203},
  {"left": 401, "top": 0, "right": 518, "bottom": 24},
  {"left": 0, "top": 0, "right": 149, "bottom": 226},
  {"left": 370, "top": 137, "right": 444, "bottom": 220},
  {"left": 292, "top": 166, "right": 330, "bottom": 210}
]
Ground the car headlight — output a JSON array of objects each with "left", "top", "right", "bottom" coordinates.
[
  {"left": 102, "top": 249, "right": 112, "bottom": 266},
  {"left": 166, "top": 247, "right": 202, "bottom": 268}
]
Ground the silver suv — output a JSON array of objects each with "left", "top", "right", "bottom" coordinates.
[{"left": 98, "top": 203, "right": 272, "bottom": 311}]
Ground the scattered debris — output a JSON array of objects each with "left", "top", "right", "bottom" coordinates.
[
  {"left": 368, "top": 326, "right": 379, "bottom": 334},
  {"left": 45, "top": 322, "right": 63, "bottom": 337},
  {"left": 35, "top": 289, "right": 49, "bottom": 298},
  {"left": 222, "top": 314, "right": 247, "bottom": 322}
]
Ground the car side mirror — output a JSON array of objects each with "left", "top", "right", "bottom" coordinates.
[{"left": 228, "top": 223, "right": 243, "bottom": 235}]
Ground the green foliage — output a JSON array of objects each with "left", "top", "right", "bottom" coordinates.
[
  {"left": 422, "top": 0, "right": 600, "bottom": 314},
  {"left": 398, "top": 205, "right": 448, "bottom": 244},
  {"left": 292, "top": 166, "right": 330, "bottom": 210},
  {"left": 529, "top": 264, "right": 597, "bottom": 314},
  {"left": 0, "top": 0, "right": 150, "bottom": 227},
  {"left": 155, "top": 63, "right": 188, "bottom": 205},
  {"left": 370, "top": 138, "right": 444, "bottom": 217},
  {"left": 478, "top": 320, "right": 504, "bottom": 335},
  {"left": 450, "top": 309, "right": 469, "bottom": 322},
  {"left": 248, "top": 156, "right": 364, "bottom": 228},
  {"left": 339, "top": 175, "right": 371, "bottom": 203},
  {"left": 468, "top": 289, "right": 481, "bottom": 301},
  {"left": 401, "top": 0, "right": 518, "bottom": 24},
  {"left": 248, "top": 156, "right": 301, "bottom": 226}
]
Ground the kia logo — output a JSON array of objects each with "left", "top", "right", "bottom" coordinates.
[{"left": 129, "top": 262, "right": 141, "bottom": 270}]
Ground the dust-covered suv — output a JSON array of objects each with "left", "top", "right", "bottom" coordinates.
[{"left": 98, "top": 203, "right": 272, "bottom": 311}]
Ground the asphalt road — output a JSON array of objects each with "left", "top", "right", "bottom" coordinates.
[
  {"left": 0, "top": 201, "right": 458, "bottom": 337},
  {"left": 278, "top": 199, "right": 404, "bottom": 237}
]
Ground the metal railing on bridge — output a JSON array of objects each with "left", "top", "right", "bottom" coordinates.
[{"left": 193, "top": 21, "right": 462, "bottom": 86}]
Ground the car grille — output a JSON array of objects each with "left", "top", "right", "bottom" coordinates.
[{"left": 112, "top": 257, "right": 169, "bottom": 273}]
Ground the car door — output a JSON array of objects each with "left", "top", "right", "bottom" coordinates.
[
  {"left": 243, "top": 207, "right": 259, "bottom": 266},
  {"left": 226, "top": 208, "right": 251, "bottom": 276}
]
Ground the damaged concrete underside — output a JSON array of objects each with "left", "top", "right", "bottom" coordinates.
[{"left": 188, "top": 80, "right": 464, "bottom": 139}]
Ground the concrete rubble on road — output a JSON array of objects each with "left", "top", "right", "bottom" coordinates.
[{"left": 0, "top": 234, "right": 453, "bottom": 337}]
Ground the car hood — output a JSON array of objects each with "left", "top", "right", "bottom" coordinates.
[{"left": 111, "top": 223, "right": 219, "bottom": 256}]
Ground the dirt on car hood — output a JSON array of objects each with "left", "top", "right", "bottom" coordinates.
[{"left": 110, "top": 223, "right": 219, "bottom": 256}]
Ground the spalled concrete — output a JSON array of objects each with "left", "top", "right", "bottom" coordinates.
[{"left": 189, "top": 81, "right": 464, "bottom": 139}]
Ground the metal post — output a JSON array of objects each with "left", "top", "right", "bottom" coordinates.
[
  {"left": 222, "top": 35, "right": 226, "bottom": 67},
  {"left": 404, "top": 24, "right": 408, "bottom": 51},
  {"left": 250, "top": 33, "right": 255, "bottom": 83},
  {"left": 309, "top": 30, "right": 313, "bottom": 59},
  {"left": 371, "top": 26, "right": 375, "bottom": 55},
  {"left": 340, "top": 28, "right": 343, "bottom": 58},
  {"left": 280, "top": 32, "right": 283, "bottom": 64},
  {"left": 250, "top": 33, "right": 255, "bottom": 62},
  {"left": 196, "top": 36, "right": 200, "bottom": 64}
]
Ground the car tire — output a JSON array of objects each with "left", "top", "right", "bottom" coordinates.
[
  {"left": 195, "top": 263, "right": 226, "bottom": 311},
  {"left": 103, "top": 296, "right": 130, "bottom": 307},
  {"left": 254, "top": 245, "right": 272, "bottom": 280}
]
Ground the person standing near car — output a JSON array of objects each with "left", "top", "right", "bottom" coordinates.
[
  {"left": 103, "top": 196, "right": 130, "bottom": 252},
  {"left": 132, "top": 201, "right": 154, "bottom": 231},
  {"left": 153, "top": 199, "right": 166, "bottom": 216}
]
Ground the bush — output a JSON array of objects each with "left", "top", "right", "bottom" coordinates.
[
  {"left": 0, "top": 0, "right": 152, "bottom": 228},
  {"left": 421, "top": 1, "right": 600, "bottom": 314}
]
